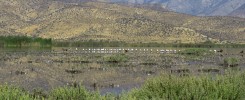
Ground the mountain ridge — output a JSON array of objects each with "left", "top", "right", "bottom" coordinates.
[
  {"left": 0, "top": 0, "right": 245, "bottom": 43},
  {"left": 71, "top": 0, "right": 245, "bottom": 18},
  {"left": 230, "top": 4, "right": 245, "bottom": 18}
]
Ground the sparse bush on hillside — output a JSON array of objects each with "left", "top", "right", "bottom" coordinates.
[{"left": 49, "top": 86, "right": 100, "bottom": 100}]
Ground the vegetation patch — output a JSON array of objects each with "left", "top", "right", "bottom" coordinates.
[
  {"left": 65, "top": 69, "right": 83, "bottom": 74},
  {"left": 140, "top": 62, "right": 158, "bottom": 66},
  {"left": 171, "top": 69, "right": 190, "bottom": 74},
  {"left": 124, "top": 72, "right": 245, "bottom": 100},
  {"left": 0, "top": 36, "right": 52, "bottom": 47},
  {"left": 224, "top": 57, "right": 239, "bottom": 67},
  {"left": 179, "top": 48, "right": 213, "bottom": 60},
  {"left": 0, "top": 85, "right": 32, "bottom": 100},
  {"left": 198, "top": 68, "right": 220, "bottom": 73},
  {"left": 53, "top": 40, "right": 245, "bottom": 48},
  {"left": 104, "top": 54, "right": 129, "bottom": 63},
  {"left": 49, "top": 86, "right": 101, "bottom": 100}
]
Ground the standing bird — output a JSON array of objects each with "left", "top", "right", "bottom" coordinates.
[
  {"left": 217, "top": 49, "right": 223, "bottom": 53},
  {"left": 124, "top": 49, "right": 128, "bottom": 53},
  {"left": 240, "top": 50, "right": 244, "bottom": 57},
  {"left": 240, "top": 50, "right": 244, "bottom": 54}
]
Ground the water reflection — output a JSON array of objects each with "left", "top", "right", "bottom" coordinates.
[{"left": 0, "top": 47, "right": 244, "bottom": 94}]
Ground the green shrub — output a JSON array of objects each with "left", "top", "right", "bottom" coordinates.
[
  {"left": 49, "top": 86, "right": 100, "bottom": 100},
  {"left": 224, "top": 57, "right": 239, "bottom": 67},
  {"left": 0, "top": 36, "right": 52, "bottom": 47},
  {"left": 179, "top": 48, "right": 212, "bottom": 56},
  {"left": 179, "top": 48, "right": 213, "bottom": 60},
  {"left": 123, "top": 72, "right": 245, "bottom": 100},
  {"left": 104, "top": 54, "right": 129, "bottom": 63},
  {"left": 0, "top": 85, "right": 34, "bottom": 100}
]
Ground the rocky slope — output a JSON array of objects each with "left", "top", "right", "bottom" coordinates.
[
  {"left": 230, "top": 4, "right": 245, "bottom": 18},
  {"left": 0, "top": 0, "right": 245, "bottom": 43},
  {"left": 80, "top": 0, "right": 245, "bottom": 18}
]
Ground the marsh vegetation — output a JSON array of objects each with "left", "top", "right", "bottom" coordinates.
[
  {"left": 1, "top": 70, "right": 245, "bottom": 99},
  {"left": 0, "top": 46, "right": 244, "bottom": 99},
  {"left": 0, "top": 36, "right": 52, "bottom": 47}
]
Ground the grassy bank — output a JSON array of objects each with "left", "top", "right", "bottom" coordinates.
[
  {"left": 123, "top": 71, "right": 245, "bottom": 100},
  {"left": 0, "top": 36, "right": 52, "bottom": 47},
  {"left": 53, "top": 40, "right": 245, "bottom": 48},
  {"left": 0, "top": 37, "right": 244, "bottom": 48},
  {"left": 1, "top": 70, "right": 245, "bottom": 100}
]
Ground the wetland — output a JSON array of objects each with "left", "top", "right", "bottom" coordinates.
[{"left": 0, "top": 47, "right": 244, "bottom": 96}]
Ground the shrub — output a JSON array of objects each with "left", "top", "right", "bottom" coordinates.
[
  {"left": 104, "top": 54, "right": 129, "bottom": 63},
  {"left": 0, "top": 85, "right": 34, "bottom": 100},
  {"left": 123, "top": 72, "right": 245, "bottom": 100},
  {"left": 179, "top": 48, "right": 213, "bottom": 60},
  {"left": 224, "top": 57, "right": 239, "bottom": 67},
  {"left": 179, "top": 48, "right": 212, "bottom": 56},
  {"left": 49, "top": 86, "right": 100, "bottom": 100},
  {"left": 0, "top": 36, "right": 52, "bottom": 47}
]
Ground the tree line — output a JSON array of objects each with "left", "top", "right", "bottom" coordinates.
[{"left": 0, "top": 36, "right": 52, "bottom": 47}]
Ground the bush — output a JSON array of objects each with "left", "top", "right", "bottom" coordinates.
[
  {"left": 224, "top": 57, "right": 239, "bottom": 67},
  {"left": 104, "top": 54, "right": 129, "bottom": 63},
  {"left": 0, "top": 36, "right": 52, "bottom": 47},
  {"left": 0, "top": 85, "right": 34, "bottom": 100},
  {"left": 49, "top": 86, "right": 100, "bottom": 100},
  {"left": 179, "top": 48, "right": 213, "bottom": 60},
  {"left": 179, "top": 48, "right": 212, "bottom": 56},
  {"left": 123, "top": 72, "right": 245, "bottom": 100}
]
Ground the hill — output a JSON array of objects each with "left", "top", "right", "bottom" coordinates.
[
  {"left": 0, "top": 0, "right": 245, "bottom": 43},
  {"left": 78, "top": 0, "right": 245, "bottom": 18},
  {"left": 230, "top": 4, "right": 245, "bottom": 18}
]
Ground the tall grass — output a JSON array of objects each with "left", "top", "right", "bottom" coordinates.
[
  {"left": 104, "top": 54, "right": 129, "bottom": 63},
  {"left": 123, "top": 71, "right": 245, "bottom": 100},
  {"left": 0, "top": 36, "right": 52, "bottom": 47},
  {"left": 49, "top": 86, "right": 101, "bottom": 100},
  {"left": 179, "top": 48, "right": 214, "bottom": 60},
  {"left": 0, "top": 85, "right": 34, "bottom": 100},
  {"left": 224, "top": 57, "right": 240, "bottom": 67}
]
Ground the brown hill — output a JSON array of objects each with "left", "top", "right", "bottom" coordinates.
[{"left": 0, "top": 0, "right": 245, "bottom": 43}]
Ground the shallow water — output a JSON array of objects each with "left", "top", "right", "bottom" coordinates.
[{"left": 0, "top": 47, "right": 244, "bottom": 94}]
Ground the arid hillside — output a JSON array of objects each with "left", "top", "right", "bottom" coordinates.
[
  {"left": 0, "top": 0, "right": 245, "bottom": 43},
  {"left": 230, "top": 4, "right": 245, "bottom": 18}
]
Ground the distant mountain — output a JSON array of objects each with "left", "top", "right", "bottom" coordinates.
[
  {"left": 0, "top": 0, "right": 245, "bottom": 43},
  {"left": 74, "top": 0, "right": 245, "bottom": 18},
  {"left": 230, "top": 4, "right": 245, "bottom": 18}
]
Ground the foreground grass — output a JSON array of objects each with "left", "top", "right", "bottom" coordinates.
[
  {"left": 1, "top": 71, "right": 245, "bottom": 100},
  {"left": 123, "top": 71, "right": 245, "bottom": 100},
  {"left": 0, "top": 36, "right": 52, "bottom": 47}
]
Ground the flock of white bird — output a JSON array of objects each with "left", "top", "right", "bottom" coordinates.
[{"left": 62, "top": 48, "right": 219, "bottom": 54}]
